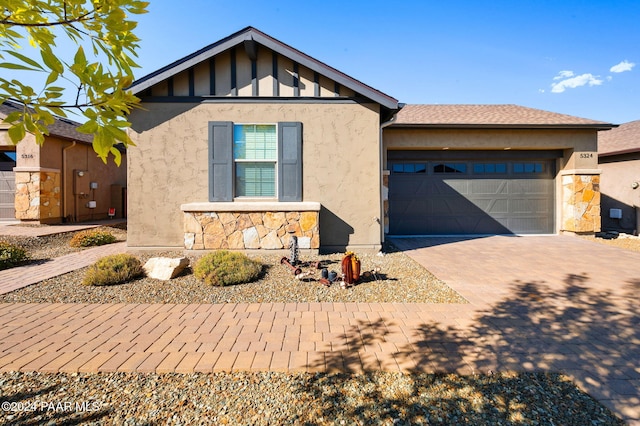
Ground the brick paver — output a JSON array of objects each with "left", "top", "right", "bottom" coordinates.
[{"left": 0, "top": 235, "right": 638, "bottom": 423}]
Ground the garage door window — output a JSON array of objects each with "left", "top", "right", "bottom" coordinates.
[
  {"left": 392, "top": 163, "right": 426, "bottom": 173},
  {"left": 473, "top": 163, "right": 507, "bottom": 174},
  {"left": 513, "top": 162, "right": 544, "bottom": 173},
  {"left": 433, "top": 163, "right": 467, "bottom": 174}
]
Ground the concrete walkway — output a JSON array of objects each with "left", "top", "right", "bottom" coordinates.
[
  {"left": 0, "top": 234, "right": 638, "bottom": 424},
  {"left": 0, "top": 221, "right": 127, "bottom": 295},
  {"left": 0, "top": 242, "right": 127, "bottom": 294}
]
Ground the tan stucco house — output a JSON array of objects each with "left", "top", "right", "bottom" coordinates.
[
  {"left": 126, "top": 27, "right": 614, "bottom": 252},
  {"left": 0, "top": 100, "right": 127, "bottom": 223},
  {"left": 598, "top": 120, "right": 640, "bottom": 233}
]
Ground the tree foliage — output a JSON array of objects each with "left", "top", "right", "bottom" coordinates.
[{"left": 0, "top": 0, "right": 148, "bottom": 165}]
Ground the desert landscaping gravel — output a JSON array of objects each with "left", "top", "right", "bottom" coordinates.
[
  {"left": 0, "top": 226, "right": 631, "bottom": 425},
  {"left": 0, "top": 371, "right": 624, "bottom": 425},
  {"left": 0, "top": 246, "right": 466, "bottom": 304}
]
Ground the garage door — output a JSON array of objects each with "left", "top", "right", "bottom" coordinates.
[{"left": 388, "top": 151, "right": 558, "bottom": 235}]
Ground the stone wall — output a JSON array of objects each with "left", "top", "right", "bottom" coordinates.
[
  {"left": 562, "top": 173, "right": 601, "bottom": 233},
  {"left": 15, "top": 170, "right": 61, "bottom": 221},
  {"left": 184, "top": 210, "right": 320, "bottom": 250}
]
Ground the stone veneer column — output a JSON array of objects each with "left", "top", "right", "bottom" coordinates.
[
  {"left": 561, "top": 171, "right": 601, "bottom": 233},
  {"left": 14, "top": 170, "right": 61, "bottom": 221}
]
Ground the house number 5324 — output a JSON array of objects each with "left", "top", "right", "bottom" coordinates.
[{"left": 579, "top": 153, "right": 594, "bottom": 158}]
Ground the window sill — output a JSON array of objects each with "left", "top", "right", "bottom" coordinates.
[{"left": 181, "top": 201, "right": 321, "bottom": 212}]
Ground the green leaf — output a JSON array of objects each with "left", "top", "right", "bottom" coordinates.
[
  {"left": 110, "top": 146, "right": 122, "bottom": 166},
  {"left": 4, "top": 50, "right": 44, "bottom": 71},
  {"left": 7, "top": 124, "right": 25, "bottom": 143},
  {"left": 76, "top": 120, "right": 99, "bottom": 134},
  {"left": 45, "top": 71, "right": 59, "bottom": 85},
  {"left": 0, "top": 62, "right": 41, "bottom": 71},
  {"left": 40, "top": 48, "right": 64, "bottom": 74}
]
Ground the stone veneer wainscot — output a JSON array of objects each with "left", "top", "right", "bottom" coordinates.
[{"left": 181, "top": 202, "right": 321, "bottom": 250}]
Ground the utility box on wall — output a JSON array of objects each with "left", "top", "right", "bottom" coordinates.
[{"left": 73, "top": 170, "right": 90, "bottom": 195}]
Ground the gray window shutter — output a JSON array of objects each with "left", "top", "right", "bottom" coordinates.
[
  {"left": 277, "top": 122, "right": 302, "bottom": 202},
  {"left": 208, "top": 121, "right": 233, "bottom": 201}
]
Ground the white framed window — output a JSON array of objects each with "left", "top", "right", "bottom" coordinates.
[{"left": 233, "top": 124, "right": 277, "bottom": 197}]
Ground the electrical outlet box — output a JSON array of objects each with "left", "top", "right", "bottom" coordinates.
[
  {"left": 90, "top": 182, "right": 98, "bottom": 189},
  {"left": 87, "top": 201, "right": 97, "bottom": 209}
]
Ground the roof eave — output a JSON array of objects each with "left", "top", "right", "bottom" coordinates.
[
  {"left": 599, "top": 147, "right": 640, "bottom": 157},
  {"left": 388, "top": 123, "right": 616, "bottom": 130}
]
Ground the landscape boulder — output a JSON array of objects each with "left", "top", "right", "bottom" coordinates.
[{"left": 143, "top": 257, "right": 190, "bottom": 280}]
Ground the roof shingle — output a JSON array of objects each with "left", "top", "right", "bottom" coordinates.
[
  {"left": 0, "top": 100, "right": 93, "bottom": 144},
  {"left": 598, "top": 119, "right": 640, "bottom": 156},
  {"left": 392, "top": 104, "right": 614, "bottom": 128}
]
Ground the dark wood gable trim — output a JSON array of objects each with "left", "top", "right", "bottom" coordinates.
[
  {"left": 272, "top": 51, "right": 279, "bottom": 96},
  {"left": 128, "top": 27, "right": 399, "bottom": 110},
  {"left": 230, "top": 48, "right": 237, "bottom": 96},
  {"left": 209, "top": 57, "right": 216, "bottom": 96},
  {"left": 314, "top": 72, "right": 320, "bottom": 97},
  {"left": 293, "top": 63, "right": 299, "bottom": 97},
  {"left": 188, "top": 68, "right": 195, "bottom": 96}
]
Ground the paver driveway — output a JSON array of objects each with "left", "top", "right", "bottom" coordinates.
[{"left": 391, "top": 235, "right": 640, "bottom": 424}]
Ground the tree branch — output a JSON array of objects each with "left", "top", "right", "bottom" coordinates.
[{"left": 0, "top": 9, "right": 96, "bottom": 27}]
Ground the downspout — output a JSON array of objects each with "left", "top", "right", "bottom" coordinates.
[
  {"left": 62, "top": 141, "right": 76, "bottom": 222},
  {"left": 379, "top": 107, "right": 402, "bottom": 249}
]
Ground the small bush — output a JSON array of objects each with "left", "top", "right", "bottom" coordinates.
[
  {"left": 194, "top": 250, "right": 262, "bottom": 286},
  {"left": 70, "top": 229, "right": 117, "bottom": 248},
  {"left": 82, "top": 254, "right": 144, "bottom": 286},
  {"left": 0, "top": 241, "right": 30, "bottom": 270}
]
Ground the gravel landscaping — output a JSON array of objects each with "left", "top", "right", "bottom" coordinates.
[
  {"left": 0, "top": 371, "right": 624, "bottom": 425},
  {"left": 0, "top": 245, "right": 466, "bottom": 304},
  {"left": 0, "top": 226, "right": 629, "bottom": 425}
]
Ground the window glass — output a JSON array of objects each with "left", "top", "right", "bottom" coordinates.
[
  {"left": 234, "top": 124, "right": 276, "bottom": 160},
  {"left": 473, "top": 163, "right": 507, "bottom": 174},
  {"left": 434, "top": 163, "right": 466, "bottom": 174},
  {"left": 235, "top": 163, "right": 276, "bottom": 197},
  {"left": 234, "top": 124, "right": 277, "bottom": 197},
  {"left": 513, "top": 163, "right": 544, "bottom": 173},
  {"left": 391, "top": 163, "right": 427, "bottom": 173}
]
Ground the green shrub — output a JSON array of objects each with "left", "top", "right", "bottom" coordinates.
[
  {"left": 194, "top": 250, "right": 262, "bottom": 286},
  {"left": 70, "top": 229, "right": 117, "bottom": 248},
  {"left": 0, "top": 241, "right": 30, "bottom": 270},
  {"left": 82, "top": 254, "right": 144, "bottom": 286}
]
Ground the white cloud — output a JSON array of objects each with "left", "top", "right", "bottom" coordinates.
[
  {"left": 554, "top": 70, "right": 574, "bottom": 80},
  {"left": 610, "top": 60, "right": 635, "bottom": 73},
  {"left": 550, "top": 72, "right": 603, "bottom": 93}
]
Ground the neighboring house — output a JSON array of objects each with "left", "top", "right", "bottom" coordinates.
[
  {"left": 0, "top": 100, "right": 127, "bottom": 223},
  {"left": 598, "top": 120, "right": 640, "bottom": 233},
  {"left": 126, "top": 26, "right": 614, "bottom": 252}
]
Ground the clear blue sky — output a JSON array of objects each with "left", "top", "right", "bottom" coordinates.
[{"left": 130, "top": 0, "right": 639, "bottom": 124}]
